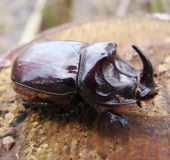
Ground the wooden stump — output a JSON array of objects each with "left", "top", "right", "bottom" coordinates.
[{"left": 0, "top": 17, "right": 170, "bottom": 160}]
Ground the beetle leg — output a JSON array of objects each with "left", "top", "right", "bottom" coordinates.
[
  {"left": 56, "top": 101, "right": 86, "bottom": 118},
  {"left": 57, "top": 110, "right": 75, "bottom": 119},
  {"left": 20, "top": 98, "right": 50, "bottom": 108},
  {"left": 102, "top": 110, "right": 129, "bottom": 128},
  {"left": 136, "top": 101, "right": 142, "bottom": 108}
]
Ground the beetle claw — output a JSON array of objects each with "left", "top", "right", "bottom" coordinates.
[
  {"left": 103, "top": 110, "right": 129, "bottom": 128},
  {"left": 110, "top": 115, "right": 129, "bottom": 128},
  {"left": 136, "top": 101, "right": 142, "bottom": 108}
]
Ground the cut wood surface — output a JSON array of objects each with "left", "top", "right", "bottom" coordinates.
[{"left": 0, "top": 17, "right": 170, "bottom": 160}]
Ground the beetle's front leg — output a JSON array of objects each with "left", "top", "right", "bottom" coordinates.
[{"left": 102, "top": 110, "right": 129, "bottom": 128}]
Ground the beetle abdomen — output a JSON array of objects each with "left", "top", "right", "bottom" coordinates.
[{"left": 11, "top": 41, "right": 87, "bottom": 95}]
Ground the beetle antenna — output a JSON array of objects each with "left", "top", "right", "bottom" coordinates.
[{"left": 132, "top": 44, "right": 154, "bottom": 81}]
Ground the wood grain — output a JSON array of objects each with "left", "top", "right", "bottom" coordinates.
[{"left": 0, "top": 17, "right": 170, "bottom": 160}]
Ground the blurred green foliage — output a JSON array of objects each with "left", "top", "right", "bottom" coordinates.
[{"left": 150, "top": 0, "right": 163, "bottom": 13}]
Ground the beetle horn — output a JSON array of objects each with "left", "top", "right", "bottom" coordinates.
[{"left": 132, "top": 45, "right": 154, "bottom": 81}]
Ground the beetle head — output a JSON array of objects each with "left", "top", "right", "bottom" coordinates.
[{"left": 132, "top": 45, "right": 159, "bottom": 100}]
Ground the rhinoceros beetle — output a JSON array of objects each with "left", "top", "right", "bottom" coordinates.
[{"left": 11, "top": 41, "right": 158, "bottom": 127}]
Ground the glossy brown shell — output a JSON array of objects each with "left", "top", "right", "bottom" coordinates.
[{"left": 11, "top": 41, "right": 87, "bottom": 95}]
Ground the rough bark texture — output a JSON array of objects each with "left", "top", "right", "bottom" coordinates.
[{"left": 0, "top": 17, "right": 170, "bottom": 160}]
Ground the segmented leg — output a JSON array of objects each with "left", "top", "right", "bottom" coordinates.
[
  {"left": 21, "top": 98, "right": 85, "bottom": 118},
  {"left": 136, "top": 101, "right": 142, "bottom": 108},
  {"left": 21, "top": 99, "right": 50, "bottom": 108},
  {"left": 102, "top": 110, "right": 129, "bottom": 128},
  {"left": 57, "top": 102, "right": 85, "bottom": 118}
]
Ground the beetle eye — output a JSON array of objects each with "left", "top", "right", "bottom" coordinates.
[{"left": 107, "top": 50, "right": 116, "bottom": 62}]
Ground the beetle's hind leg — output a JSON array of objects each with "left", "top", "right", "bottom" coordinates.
[
  {"left": 20, "top": 98, "right": 50, "bottom": 108},
  {"left": 102, "top": 110, "right": 129, "bottom": 128},
  {"left": 21, "top": 98, "right": 86, "bottom": 119}
]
